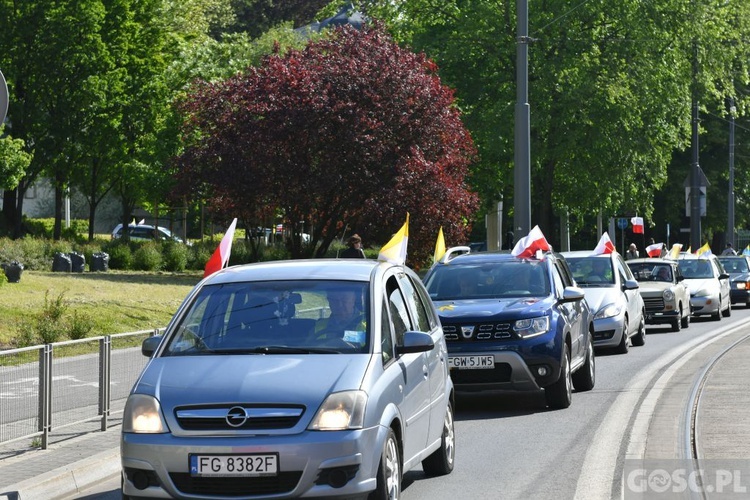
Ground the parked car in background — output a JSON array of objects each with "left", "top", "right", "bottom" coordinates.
[
  {"left": 563, "top": 251, "right": 646, "bottom": 353},
  {"left": 717, "top": 254, "right": 750, "bottom": 308},
  {"left": 112, "top": 223, "right": 186, "bottom": 244},
  {"left": 422, "top": 249, "right": 595, "bottom": 410},
  {"left": 677, "top": 255, "right": 731, "bottom": 320},
  {"left": 626, "top": 258, "right": 691, "bottom": 332},
  {"left": 121, "top": 259, "right": 455, "bottom": 499}
]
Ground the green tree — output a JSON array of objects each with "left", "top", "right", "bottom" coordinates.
[{"left": 0, "top": 126, "right": 31, "bottom": 193}]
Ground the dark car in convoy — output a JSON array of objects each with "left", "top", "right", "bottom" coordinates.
[
  {"left": 717, "top": 254, "right": 750, "bottom": 308},
  {"left": 422, "top": 249, "right": 595, "bottom": 409}
]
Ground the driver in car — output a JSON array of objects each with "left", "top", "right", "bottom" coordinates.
[{"left": 314, "top": 287, "right": 367, "bottom": 345}]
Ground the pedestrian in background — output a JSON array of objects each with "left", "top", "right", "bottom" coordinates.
[
  {"left": 722, "top": 243, "right": 737, "bottom": 255},
  {"left": 626, "top": 243, "right": 639, "bottom": 260},
  {"left": 341, "top": 234, "right": 366, "bottom": 258}
]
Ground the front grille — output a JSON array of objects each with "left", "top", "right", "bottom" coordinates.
[
  {"left": 643, "top": 297, "right": 665, "bottom": 312},
  {"left": 170, "top": 471, "right": 302, "bottom": 495},
  {"left": 450, "top": 363, "right": 512, "bottom": 384},
  {"left": 443, "top": 323, "right": 514, "bottom": 341},
  {"left": 176, "top": 405, "right": 304, "bottom": 431}
]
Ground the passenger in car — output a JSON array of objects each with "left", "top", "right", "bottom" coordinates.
[{"left": 315, "top": 288, "right": 367, "bottom": 343}]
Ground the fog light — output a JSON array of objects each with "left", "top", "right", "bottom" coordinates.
[
  {"left": 133, "top": 470, "right": 150, "bottom": 490},
  {"left": 537, "top": 366, "right": 548, "bottom": 376}
]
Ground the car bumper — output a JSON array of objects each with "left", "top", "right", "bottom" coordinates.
[
  {"left": 121, "top": 426, "right": 384, "bottom": 499},
  {"left": 591, "top": 315, "right": 626, "bottom": 348},
  {"left": 690, "top": 296, "right": 720, "bottom": 315},
  {"left": 644, "top": 310, "right": 680, "bottom": 325},
  {"left": 729, "top": 289, "right": 750, "bottom": 304}
]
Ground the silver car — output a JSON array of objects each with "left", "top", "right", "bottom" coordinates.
[
  {"left": 677, "top": 254, "right": 732, "bottom": 320},
  {"left": 121, "top": 259, "right": 455, "bottom": 499},
  {"left": 563, "top": 251, "right": 646, "bottom": 353}
]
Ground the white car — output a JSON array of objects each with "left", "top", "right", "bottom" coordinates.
[
  {"left": 564, "top": 251, "right": 646, "bottom": 353},
  {"left": 677, "top": 255, "right": 731, "bottom": 320}
]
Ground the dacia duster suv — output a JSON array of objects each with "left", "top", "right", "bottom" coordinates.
[{"left": 423, "top": 248, "right": 595, "bottom": 409}]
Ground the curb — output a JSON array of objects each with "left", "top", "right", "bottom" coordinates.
[{"left": 1, "top": 447, "right": 120, "bottom": 500}]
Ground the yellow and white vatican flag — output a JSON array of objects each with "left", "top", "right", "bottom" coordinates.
[
  {"left": 668, "top": 243, "right": 683, "bottom": 260},
  {"left": 433, "top": 226, "right": 446, "bottom": 263},
  {"left": 378, "top": 213, "right": 409, "bottom": 265}
]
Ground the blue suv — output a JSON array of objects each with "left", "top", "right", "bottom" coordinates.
[{"left": 423, "top": 248, "right": 595, "bottom": 409}]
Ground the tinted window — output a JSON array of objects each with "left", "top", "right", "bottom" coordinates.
[
  {"left": 397, "top": 274, "right": 430, "bottom": 332},
  {"left": 386, "top": 277, "right": 410, "bottom": 344}
]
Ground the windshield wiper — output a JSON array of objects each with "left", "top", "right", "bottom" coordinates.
[{"left": 221, "top": 345, "right": 340, "bottom": 354}]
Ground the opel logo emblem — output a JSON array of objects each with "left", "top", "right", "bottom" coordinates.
[
  {"left": 461, "top": 326, "right": 474, "bottom": 339},
  {"left": 226, "top": 406, "right": 248, "bottom": 428}
]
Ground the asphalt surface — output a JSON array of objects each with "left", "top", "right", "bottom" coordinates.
[{"left": 1, "top": 336, "right": 749, "bottom": 500}]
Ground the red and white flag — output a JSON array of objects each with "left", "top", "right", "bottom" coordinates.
[
  {"left": 512, "top": 225, "right": 550, "bottom": 259},
  {"left": 591, "top": 232, "right": 615, "bottom": 255},
  {"left": 646, "top": 242, "right": 663, "bottom": 258},
  {"left": 631, "top": 217, "right": 644, "bottom": 234},
  {"left": 204, "top": 218, "right": 238, "bottom": 278}
]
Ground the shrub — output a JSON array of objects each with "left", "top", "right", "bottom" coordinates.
[
  {"left": 188, "top": 244, "right": 212, "bottom": 271},
  {"left": 37, "top": 290, "right": 68, "bottom": 344},
  {"left": 162, "top": 241, "right": 188, "bottom": 272},
  {"left": 68, "top": 310, "right": 94, "bottom": 340},
  {"left": 133, "top": 242, "right": 163, "bottom": 271},
  {"left": 106, "top": 241, "right": 134, "bottom": 269}
]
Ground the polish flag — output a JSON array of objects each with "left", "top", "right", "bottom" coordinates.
[
  {"left": 512, "top": 225, "right": 550, "bottom": 259},
  {"left": 204, "top": 218, "right": 238, "bottom": 277},
  {"left": 631, "top": 217, "right": 644, "bottom": 234},
  {"left": 646, "top": 242, "right": 663, "bottom": 258},
  {"left": 591, "top": 232, "right": 616, "bottom": 255}
]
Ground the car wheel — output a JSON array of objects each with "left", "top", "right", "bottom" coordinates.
[
  {"left": 370, "top": 428, "right": 401, "bottom": 500},
  {"left": 572, "top": 336, "right": 595, "bottom": 391},
  {"left": 672, "top": 306, "right": 682, "bottom": 332},
  {"left": 681, "top": 308, "right": 690, "bottom": 329},
  {"left": 631, "top": 314, "right": 646, "bottom": 347},
  {"left": 545, "top": 344, "right": 572, "bottom": 409},
  {"left": 712, "top": 307, "right": 722, "bottom": 321},
  {"left": 723, "top": 299, "right": 731, "bottom": 317},
  {"left": 615, "top": 318, "right": 629, "bottom": 354},
  {"left": 421, "top": 401, "right": 455, "bottom": 476}
]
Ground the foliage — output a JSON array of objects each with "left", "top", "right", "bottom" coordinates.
[
  {"left": 174, "top": 22, "right": 479, "bottom": 266},
  {"left": 68, "top": 310, "right": 95, "bottom": 340},
  {"left": 162, "top": 241, "right": 189, "bottom": 272},
  {"left": 226, "top": 0, "right": 329, "bottom": 38},
  {"left": 105, "top": 241, "right": 135, "bottom": 270},
  {"left": 133, "top": 242, "right": 164, "bottom": 271},
  {"left": 0, "top": 125, "right": 32, "bottom": 191}
]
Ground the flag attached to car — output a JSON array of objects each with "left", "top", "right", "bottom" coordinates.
[
  {"left": 204, "top": 218, "right": 238, "bottom": 277},
  {"left": 668, "top": 243, "right": 683, "bottom": 260},
  {"left": 696, "top": 242, "right": 712, "bottom": 258},
  {"left": 646, "top": 242, "right": 663, "bottom": 258},
  {"left": 631, "top": 217, "right": 644, "bottom": 234},
  {"left": 591, "top": 232, "right": 615, "bottom": 255},
  {"left": 512, "top": 225, "right": 550, "bottom": 259},
  {"left": 433, "top": 226, "right": 446, "bottom": 263},
  {"left": 378, "top": 213, "right": 409, "bottom": 265}
]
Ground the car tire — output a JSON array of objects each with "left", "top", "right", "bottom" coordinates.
[
  {"left": 723, "top": 300, "right": 731, "bottom": 317},
  {"left": 572, "top": 336, "right": 595, "bottom": 392},
  {"left": 615, "top": 318, "right": 629, "bottom": 354},
  {"left": 545, "top": 344, "right": 572, "bottom": 409},
  {"left": 631, "top": 314, "right": 646, "bottom": 347},
  {"left": 681, "top": 308, "right": 690, "bottom": 329},
  {"left": 712, "top": 307, "right": 722, "bottom": 321},
  {"left": 422, "top": 401, "right": 456, "bottom": 476},
  {"left": 369, "top": 428, "right": 401, "bottom": 500},
  {"left": 672, "top": 307, "right": 682, "bottom": 332}
]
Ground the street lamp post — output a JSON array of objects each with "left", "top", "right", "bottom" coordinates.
[
  {"left": 728, "top": 97, "right": 736, "bottom": 248},
  {"left": 514, "top": 0, "right": 531, "bottom": 238}
]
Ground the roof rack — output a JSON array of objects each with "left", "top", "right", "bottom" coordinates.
[{"left": 439, "top": 246, "right": 471, "bottom": 264}]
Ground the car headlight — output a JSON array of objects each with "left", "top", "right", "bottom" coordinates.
[
  {"left": 123, "top": 394, "right": 169, "bottom": 433},
  {"left": 594, "top": 303, "right": 622, "bottom": 320},
  {"left": 663, "top": 289, "right": 675, "bottom": 301},
  {"left": 309, "top": 391, "right": 367, "bottom": 431},
  {"left": 738, "top": 282, "right": 749, "bottom": 290},
  {"left": 513, "top": 316, "right": 550, "bottom": 338}
]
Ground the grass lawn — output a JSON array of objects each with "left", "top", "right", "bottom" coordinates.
[{"left": 0, "top": 270, "right": 203, "bottom": 349}]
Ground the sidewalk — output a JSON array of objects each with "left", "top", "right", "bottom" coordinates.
[{"left": 0, "top": 419, "right": 121, "bottom": 500}]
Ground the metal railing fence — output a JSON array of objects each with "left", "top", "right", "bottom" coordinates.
[{"left": 0, "top": 329, "right": 161, "bottom": 451}]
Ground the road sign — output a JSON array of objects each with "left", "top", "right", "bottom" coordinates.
[{"left": 617, "top": 218, "right": 628, "bottom": 230}]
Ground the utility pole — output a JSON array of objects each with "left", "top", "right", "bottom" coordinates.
[
  {"left": 690, "top": 42, "right": 702, "bottom": 251},
  {"left": 728, "top": 97, "right": 736, "bottom": 248},
  {"left": 514, "top": 0, "right": 531, "bottom": 238}
]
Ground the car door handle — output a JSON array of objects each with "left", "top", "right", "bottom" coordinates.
[{"left": 423, "top": 365, "right": 429, "bottom": 378}]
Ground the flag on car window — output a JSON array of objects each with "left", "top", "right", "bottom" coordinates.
[
  {"left": 433, "top": 226, "right": 446, "bottom": 263},
  {"left": 696, "top": 242, "right": 712, "bottom": 258},
  {"left": 378, "top": 213, "right": 409, "bottom": 265},
  {"left": 512, "top": 225, "right": 550, "bottom": 259},
  {"left": 204, "top": 218, "right": 238, "bottom": 277},
  {"left": 646, "top": 242, "right": 663, "bottom": 258},
  {"left": 743, "top": 245, "right": 750, "bottom": 256},
  {"left": 668, "top": 243, "right": 683, "bottom": 260},
  {"left": 591, "top": 232, "right": 615, "bottom": 255},
  {"left": 631, "top": 217, "right": 644, "bottom": 234}
]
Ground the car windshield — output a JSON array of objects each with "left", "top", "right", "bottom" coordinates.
[
  {"left": 567, "top": 256, "right": 614, "bottom": 285},
  {"left": 719, "top": 258, "right": 748, "bottom": 273},
  {"left": 425, "top": 260, "right": 550, "bottom": 299},
  {"left": 164, "top": 280, "right": 370, "bottom": 355},
  {"left": 678, "top": 259, "right": 713, "bottom": 279},
  {"left": 627, "top": 262, "right": 673, "bottom": 282}
]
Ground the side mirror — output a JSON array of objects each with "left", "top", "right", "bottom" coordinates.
[
  {"left": 623, "top": 279, "right": 639, "bottom": 291},
  {"left": 676, "top": 275, "right": 684, "bottom": 282},
  {"left": 719, "top": 273, "right": 730, "bottom": 280},
  {"left": 560, "top": 286, "right": 585, "bottom": 303},
  {"left": 142, "top": 335, "right": 163, "bottom": 357},
  {"left": 396, "top": 331, "right": 435, "bottom": 355}
]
